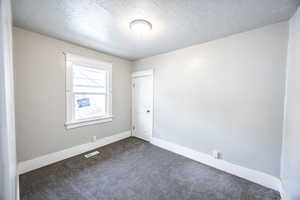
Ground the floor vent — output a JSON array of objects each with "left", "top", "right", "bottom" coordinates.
[{"left": 84, "top": 151, "right": 100, "bottom": 158}]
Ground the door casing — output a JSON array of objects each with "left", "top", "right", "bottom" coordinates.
[{"left": 131, "top": 69, "right": 154, "bottom": 141}]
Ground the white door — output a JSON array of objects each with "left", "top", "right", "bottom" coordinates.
[{"left": 132, "top": 71, "right": 153, "bottom": 141}]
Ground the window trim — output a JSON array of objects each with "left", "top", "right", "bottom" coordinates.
[{"left": 64, "top": 53, "right": 112, "bottom": 129}]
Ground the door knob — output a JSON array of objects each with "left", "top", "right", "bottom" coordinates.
[{"left": 146, "top": 110, "right": 150, "bottom": 113}]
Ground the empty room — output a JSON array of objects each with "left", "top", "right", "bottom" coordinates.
[{"left": 1, "top": 0, "right": 300, "bottom": 200}]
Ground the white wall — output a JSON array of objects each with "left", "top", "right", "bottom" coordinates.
[
  {"left": 134, "top": 22, "right": 288, "bottom": 177},
  {"left": 281, "top": 7, "right": 300, "bottom": 200},
  {"left": 13, "top": 27, "right": 132, "bottom": 162},
  {"left": 0, "top": 0, "right": 17, "bottom": 199}
]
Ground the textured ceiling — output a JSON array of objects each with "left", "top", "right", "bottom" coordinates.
[{"left": 12, "top": 0, "right": 299, "bottom": 60}]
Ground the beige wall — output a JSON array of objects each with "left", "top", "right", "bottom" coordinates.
[
  {"left": 134, "top": 22, "right": 288, "bottom": 177},
  {"left": 13, "top": 27, "right": 132, "bottom": 162}
]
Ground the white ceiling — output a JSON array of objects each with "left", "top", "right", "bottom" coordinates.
[{"left": 12, "top": 0, "right": 299, "bottom": 60}]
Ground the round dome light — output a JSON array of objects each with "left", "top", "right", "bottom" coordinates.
[{"left": 130, "top": 19, "right": 152, "bottom": 34}]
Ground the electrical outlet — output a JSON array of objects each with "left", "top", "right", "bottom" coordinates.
[
  {"left": 212, "top": 150, "right": 221, "bottom": 159},
  {"left": 92, "top": 136, "right": 97, "bottom": 142}
]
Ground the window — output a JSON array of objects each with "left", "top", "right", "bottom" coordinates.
[{"left": 64, "top": 53, "right": 112, "bottom": 129}]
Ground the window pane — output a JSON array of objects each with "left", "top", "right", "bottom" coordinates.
[
  {"left": 74, "top": 94, "right": 106, "bottom": 120},
  {"left": 73, "top": 64, "right": 107, "bottom": 93}
]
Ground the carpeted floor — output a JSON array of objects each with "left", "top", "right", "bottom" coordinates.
[{"left": 20, "top": 137, "right": 280, "bottom": 200}]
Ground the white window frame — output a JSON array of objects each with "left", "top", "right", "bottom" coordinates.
[{"left": 64, "top": 53, "right": 113, "bottom": 129}]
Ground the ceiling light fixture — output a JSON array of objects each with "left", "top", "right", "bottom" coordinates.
[{"left": 130, "top": 19, "right": 152, "bottom": 34}]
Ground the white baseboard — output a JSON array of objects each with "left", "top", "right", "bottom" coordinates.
[
  {"left": 151, "top": 137, "right": 282, "bottom": 192},
  {"left": 18, "top": 131, "right": 131, "bottom": 175},
  {"left": 279, "top": 182, "right": 286, "bottom": 200},
  {"left": 17, "top": 133, "right": 285, "bottom": 198}
]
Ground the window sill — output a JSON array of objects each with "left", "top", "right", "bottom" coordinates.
[{"left": 65, "top": 115, "right": 113, "bottom": 129}]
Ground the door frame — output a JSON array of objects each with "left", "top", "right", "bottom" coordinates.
[
  {"left": 131, "top": 69, "right": 154, "bottom": 141},
  {"left": 0, "top": 0, "right": 18, "bottom": 199}
]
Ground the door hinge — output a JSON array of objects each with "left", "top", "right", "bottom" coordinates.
[
  {"left": 132, "top": 83, "right": 135, "bottom": 88},
  {"left": 132, "top": 126, "right": 135, "bottom": 131}
]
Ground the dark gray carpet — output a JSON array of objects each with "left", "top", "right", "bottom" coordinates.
[{"left": 20, "top": 137, "right": 280, "bottom": 200}]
